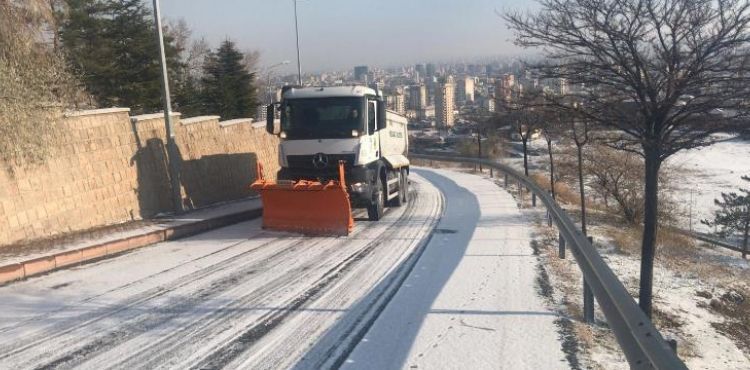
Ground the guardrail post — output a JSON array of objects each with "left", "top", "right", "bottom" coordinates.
[
  {"left": 490, "top": 167, "right": 493, "bottom": 177},
  {"left": 532, "top": 193, "right": 537, "bottom": 207},
  {"left": 583, "top": 236, "right": 595, "bottom": 324},
  {"left": 504, "top": 174, "right": 508, "bottom": 187},
  {"left": 558, "top": 233, "right": 565, "bottom": 259},
  {"left": 547, "top": 210, "right": 552, "bottom": 227}
]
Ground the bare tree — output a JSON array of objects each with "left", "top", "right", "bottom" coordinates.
[
  {"left": 506, "top": 0, "right": 750, "bottom": 317},
  {"left": 540, "top": 107, "right": 565, "bottom": 199},
  {"left": 570, "top": 105, "right": 591, "bottom": 235},
  {"left": 499, "top": 91, "right": 545, "bottom": 176}
]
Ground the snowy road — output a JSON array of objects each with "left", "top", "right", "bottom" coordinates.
[{"left": 0, "top": 168, "right": 569, "bottom": 370}]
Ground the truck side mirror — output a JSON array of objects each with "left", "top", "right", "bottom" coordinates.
[
  {"left": 377, "top": 99, "right": 387, "bottom": 129},
  {"left": 266, "top": 104, "right": 279, "bottom": 135}
]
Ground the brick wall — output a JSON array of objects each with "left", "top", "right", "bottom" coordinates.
[{"left": 0, "top": 108, "right": 279, "bottom": 246}]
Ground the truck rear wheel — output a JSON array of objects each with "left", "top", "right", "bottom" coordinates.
[
  {"left": 401, "top": 169, "right": 409, "bottom": 204},
  {"left": 390, "top": 170, "right": 405, "bottom": 207},
  {"left": 367, "top": 178, "right": 385, "bottom": 221}
]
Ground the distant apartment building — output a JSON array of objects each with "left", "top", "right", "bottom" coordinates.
[
  {"left": 558, "top": 78, "right": 569, "bottom": 96},
  {"left": 387, "top": 87, "right": 406, "bottom": 114},
  {"left": 486, "top": 97, "right": 495, "bottom": 112},
  {"left": 455, "top": 76, "right": 475, "bottom": 104},
  {"left": 426, "top": 63, "right": 436, "bottom": 78},
  {"left": 354, "top": 65, "right": 369, "bottom": 83},
  {"left": 409, "top": 84, "right": 427, "bottom": 110},
  {"left": 435, "top": 76, "right": 455, "bottom": 128},
  {"left": 494, "top": 73, "right": 516, "bottom": 108},
  {"left": 256, "top": 104, "right": 267, "bottom": 122},
  {"left": 415, "top": 63, "right": 426, "bottom": 77},
  {"left": 418, "top": 106, "right": 435, "bottom": 120}
]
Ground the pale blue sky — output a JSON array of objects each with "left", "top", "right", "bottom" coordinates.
[{"left": 160, "top": 0, "right": 534, "bottom": 73}]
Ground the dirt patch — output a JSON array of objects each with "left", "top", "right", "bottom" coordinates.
[
  {"left": 531, "top": 232, "right": 583, "bottom": 369},
  {"left": 708, "top": 288, "right": 750, "bottom": 354}
]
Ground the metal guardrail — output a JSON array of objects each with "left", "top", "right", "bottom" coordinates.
[
  {"left": 410, "top": 153, "right": 688, "bottom": 370},
  {"left": 673, "top": 228, "right": 748, "bottom": 256}
]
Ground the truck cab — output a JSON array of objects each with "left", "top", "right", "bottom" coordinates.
[{"left": 266, "top": 85, "right": 410, "bottom": 221}]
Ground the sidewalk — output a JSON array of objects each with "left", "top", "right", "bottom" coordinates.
[
  {"left": 343, "top": 169, "right": 569, "bottom": 369},
  {"left": 0, "top": 198, "right": 262, "bottom": 285}
]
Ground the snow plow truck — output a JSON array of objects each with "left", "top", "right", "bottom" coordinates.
[{"left": 252, "top": 85, "right": 410, "bottom": 236}]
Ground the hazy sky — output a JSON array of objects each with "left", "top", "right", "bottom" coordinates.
[{"left": 160, "top": 0, "right": 534, "bottom": 74}]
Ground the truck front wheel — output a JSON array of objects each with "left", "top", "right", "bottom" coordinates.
[{"left": 367, "top": 178, "right": 385, "bottom": 221}]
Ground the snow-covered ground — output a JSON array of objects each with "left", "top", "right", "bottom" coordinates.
[
  {"left": 667, "top": 137, "right": 750, "bottom": 233},
  {"left": 344, "top": 170, "right": 570, "bottom": 370},
  {"left": 0, "top": 169, "right": 571, "bottom": 369},
  {"left": 535, "top": 219, "right": 750, "bottom": 369},
  {"left": 0, "top": 172, "right": 440, "bottom": 369},
  {"left": 478, "top": 137, "right": 750, "bottom": 368}
]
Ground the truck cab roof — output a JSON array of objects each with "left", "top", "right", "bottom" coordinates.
[{"left": 282, "top": 85, "right": 381, "bottom": 100}]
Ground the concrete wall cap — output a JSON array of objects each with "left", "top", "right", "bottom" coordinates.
[
  {"left": 130, "top": 112, "right": 182, "bottom": 123},
  {"left": 181, "top": 115, "right": 221, "bottom": 125},
  {"left": 64, "top": 108, "right": 131, "bottom": 118},
  {"left": 220, "top": 118, "right": 253, "bottom": 128}
]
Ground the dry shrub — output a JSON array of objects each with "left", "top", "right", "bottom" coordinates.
[
  {"left": 656, "top": 229, "right": 697, "bottom": 261},
  {"left": 530, "top": 172, "right": 579, "bottom": 206},
  {"left": 0, "top": 2, "right": 80, "bottom": 165}
]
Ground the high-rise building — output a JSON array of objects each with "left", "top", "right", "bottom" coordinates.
[
  {"left": 494, "top": 73, "right": 515, "bottom": 108},
  {"left": 559, "top": 78, "right": 569, "bottom": 95},
  {"left": 415, "top": 64, "right": 426, "bottom": 76},
  {"left": 354, "top": 65, "right": 369, "bottom": 82},
  {"left": 387, "top": 87, "right": 406, "bottom": 114},
  {"left": 426, "top": 63, "right": 436, "bottom": 78},
  {"left": 409, "top": 84, "right": 427, "bottom": 110},
  {"left": 435, "top": 76, "right": 455, "bottom": 129},
  {"left": 455, "top": 76, "right": 475, "bottom": 104}
]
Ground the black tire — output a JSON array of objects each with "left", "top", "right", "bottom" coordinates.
[
  {"left": 391, "top": 171, "right": 405, "bottom": 207},
  {"left": 367, "top": 178, "right": 385, "bottom": 221},
  {"left": 401, "top": 169, "right": 409, "bottom": 204}
]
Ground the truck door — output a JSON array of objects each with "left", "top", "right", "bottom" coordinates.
[{"left": 368, "top": 100, "right": 380, "bottom": 158}]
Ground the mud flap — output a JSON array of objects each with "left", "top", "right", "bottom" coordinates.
[{"left": 250, "top": 162, "right": 354, "bottom": 236}]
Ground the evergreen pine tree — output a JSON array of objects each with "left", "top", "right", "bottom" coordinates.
[
  {"left": 703, "top": 175, "right": 750, "bottom": 259},
  {"left": 60, "top": 0, "right": 183, "bottom": 113},
  {"left": 200, "top": 39, "right": 257, "bottom": 119}
]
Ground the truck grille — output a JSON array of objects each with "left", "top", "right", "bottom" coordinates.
[{"left": 286, "top": 154, "right": 356, "bottom": 170}]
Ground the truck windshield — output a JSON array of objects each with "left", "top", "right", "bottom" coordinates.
[{"left": 281, "top": 97, "right": 365, "bottom": 139}]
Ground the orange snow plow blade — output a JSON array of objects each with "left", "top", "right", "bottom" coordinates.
[{"left": 250, "top": 161, "right": 354, "bottom": 236}]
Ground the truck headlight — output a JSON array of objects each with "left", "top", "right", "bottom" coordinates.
[{"left": 350, "top": 182, "right": 368, "bottom": 193}]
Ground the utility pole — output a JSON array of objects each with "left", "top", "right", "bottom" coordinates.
[
  {"left": 477, "top": 127, "right": 482, "bottom": 172},
  {"left": 293, "top": 0, "right": 303, "bottom": 85},
  {"left": 152, "top": 0, "right": 183, "bottom": 213}
]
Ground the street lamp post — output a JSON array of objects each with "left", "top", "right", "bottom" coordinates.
[
  {"left": 293, "top": 0, "right": 302, "bottom": 85},
  {"left": 152, "top": 0, "right": 183, "bottom": 214}
]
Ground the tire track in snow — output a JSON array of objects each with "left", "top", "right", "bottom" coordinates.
[
  {"left": 192, "top": 184, "right": 436, "bottom": 370},
  {"left": 0, "top": 174, "right": 442, "bottom": 370},
  {"left": 0, "top": 235, "right": 308, "bottom": 367}
]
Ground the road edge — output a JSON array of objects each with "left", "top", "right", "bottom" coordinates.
[{"left": 0, "top": 207, "right": 263, "bottom": 286}]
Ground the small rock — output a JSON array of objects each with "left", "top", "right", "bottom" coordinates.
[
  {"left": 710, "top": 299, "right": 724, "bottom": 310},
  {"left": 720, "top": 290, "right": 745, "bottom": 305},
  {"left": 696, "top": 290, "right": 713, "bottom": 299}
]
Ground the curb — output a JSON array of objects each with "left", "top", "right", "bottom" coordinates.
[{"left": 0, "top": 207, "right": 263, "bottom": 286}]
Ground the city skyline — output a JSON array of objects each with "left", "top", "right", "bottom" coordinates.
[{"left": 160, "top": 0, "right": 534, "bottom": 74}]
